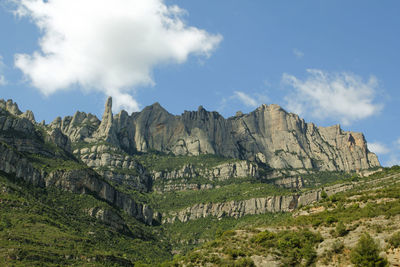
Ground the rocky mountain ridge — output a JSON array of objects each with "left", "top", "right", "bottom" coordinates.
[{"left": 50, "top": 97, "right": 380, "bottom": 173}]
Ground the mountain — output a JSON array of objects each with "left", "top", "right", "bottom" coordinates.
[
  {"left": 2, "top": 97, "right": 396, "bottom": 266},
  {"left": 0, "top": 99, "right": 156, "bottom": 225},
  {"left": 51, "top": 97, "right": 379, "bottom": 172}
]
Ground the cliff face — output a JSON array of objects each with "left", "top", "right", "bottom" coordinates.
[
  {"left": 0, "top": 100, "right": 156, "bottom": 225},
  {"left": 151, "top": 160, "right": 258, "bottom": 192},
  {"left": 53, "top": 97, "right": 379, "bottom": 172},
  {"left": 162, "top": 182, "right": 354, "bottom": 224}
]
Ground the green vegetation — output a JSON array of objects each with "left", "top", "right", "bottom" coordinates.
[
  {"left": 0, "top": 172, "right": 171, "bottom": 266},
  {"left": 388, "top": 232, "right": 400, "bottom": 248},
  {"left": 301, "top": 171, "right": 355, "bottom": 188},
  {"left": 27, "top": 153, "right": 88, "bottom": 173},
  {"left": 166, "top": 166, "right": 400, "bottom": 266},
  {"left": 3, "top": 109, "right": 400, "bottom": 266},
  {"left": 334, "top": 221, "right": 348, "bottom": 237},
  {"left": 168, "top": 227, "right": 322, "bottom": 266},
  {"left": 251, "top": 229, "right": 322, "bottom": 266},
  {"left": 160, "top": 212, "right": 291, "bottom": 253},
  {"left": 350, "top": 233, "right": 388, "bottom": 267}
]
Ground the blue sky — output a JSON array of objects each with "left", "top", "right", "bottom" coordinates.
[{"left": 0, "top": 0, "right": 399, "bottom": 166}]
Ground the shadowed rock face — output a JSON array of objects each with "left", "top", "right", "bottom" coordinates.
[
  {"left": 0, "top": 100, "right": 156, "bottom": 225},
  {"left": 54, "top": 97, "right": 380, "bottom": 172}
]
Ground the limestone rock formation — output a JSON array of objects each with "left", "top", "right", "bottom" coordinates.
[
  {"left": 53, "top": 97, "right": 380, "bottom": 172},
  {"left": 163, "top": 182, "right": 354, "bottom": 223},
  {"left": 151, "top": 160, "right": 258, "bottom": 192},
  {"left": 0, "top": 102, "right": 156, "bottom": 225},
  {"left": 73, "top": 143, "right": 152, "bottom": 192}
]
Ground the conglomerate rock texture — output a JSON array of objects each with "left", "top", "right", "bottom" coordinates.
[{"left": 51, "top": 97, "right": 379, "bottom": 172}]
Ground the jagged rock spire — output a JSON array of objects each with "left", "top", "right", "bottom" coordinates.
[
  {"left": 94, "top": 97, "right": 118, "bottom": 143},
  {"left": 98, "top": 97, "right": 113, "bottom": 133},
  {"left": 21, "top": 110, "right": 35, "bottom": 122}
]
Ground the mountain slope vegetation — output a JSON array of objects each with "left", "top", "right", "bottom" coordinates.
[{"left": 1, "top": 98, "right": 398, "bottom": 266}]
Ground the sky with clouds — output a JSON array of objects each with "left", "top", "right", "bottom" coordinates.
[{"left": 0, "top": 0, "right": 399, "bottom": 166}]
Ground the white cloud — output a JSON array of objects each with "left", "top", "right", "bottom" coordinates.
[
  {"left": 293, "top": 48, "right": 304, "bottom": 59},
  {"left": 219, "top": 90, "right": 269, "bottom": 114},
  {"left": 0, "top": 56, "right": 6, "bottom": 86},
  {"left": 283, "top": 69, "right": 383, "bottom": 125},
  {"left": 368, "top": 142, "right": 390, "bottom": 155},
  {"left": 233, "top": 91, "right": 258, "bottom": 108},
  {"left": 12, "top": 0, "right": 222, "bottom": 112}
]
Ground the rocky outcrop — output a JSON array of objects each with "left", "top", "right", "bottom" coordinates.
[
  {"left": 53, "top": 98, "right": 380, "bottom": 172},
  {"left": 87, "top": 207, "right": 128, "bottom": 232},
  {"left": 45, "top": 169, "right": 155, "bottom": 225},
  {"left": 155, "top": 183, "right": 214, "bottom": 192},
  {"left": 162, "top": 182, "right": 354, "bottom": 223},
  {"left": 0, "top": 142, "right": 44, "bottom": 187},
  {"left": 273, "top": 176, "right": 304, "bottom": 189},
  {"left": 152, "top": 160, "right": 258, "bottom": 192},
  {"left": 49, "top": 112, "right": 100, "bottom": 143},
  {"left": 74, "top": 143, "right": 152, "bottom": 192},
  {"left": 93, "top": 97, "right": 118, "bottom": 144},
  {"left": 0, "top": 99, "right": 23, "bottom": 116},
  {"left": 45, "top": 128, "right": 72, "bottom": 153},
  {"left": 0, "top": 140, "right": 156, "bottom": 225},
  {"left": 0, "top": 102, "right": 156, "bottom": 225}
]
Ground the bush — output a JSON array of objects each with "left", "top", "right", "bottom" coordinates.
[
  {"left": 250, "top": 230, "right": 276, "bottom": 247},
  {"left": 325, "top": 216, "right": 338, "bottom": 225},
  {"left": 335, "top": 221, "right": 348, "bottom": 237},
  {"left": 234, "top": 257, "right": 255, "bottom": 267},
  {"left": 388, "top": 232, "right": 400, "bottom": 248},
  {"left": 331, "top": 240, "right": 344, "bottom": 254},
  {"left": 277, "top": 230, "right": 322, "bottom": 265},
  {"left": 221, "top": 230, "right": 236, "bottom": 238},
  {"left": 350, "top": 233, "right": 388, "bottom": 267},
  {"left": 311, "top": 218, "right": 323, "bottom": 228},
  {"left": 226, "top": 248, "right": 246, "bottom": 260},
  {"left": 188, "top": 252, "right": 203, "bottom": 263}
]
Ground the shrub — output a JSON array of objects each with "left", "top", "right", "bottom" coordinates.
[
  {"left": 208, "top": 254, "right": 222, "bottom": 264},
  {"left": 329, "top": 194, "right": 340, "bottom": 202},
  {"left": 226, "top": 248, "right": 246, "bottom": 260},
  {"left": 188, "top": 252, "right": 202, "bottom": 263},
  {"left": 276, "top": 230, "right": 322, "bottom": 265},
  {"left": 311, "top": 218, "right": 323, "bottom": 228},
  {"left": 321, "top": 190, "right": 328, "bottom": 199},
  {"left": 350, "top": 233, "right": 388, "bottom": 267},
  {"left": 325, "top": 216, "right": 338, "bottom": 225},
  {"left": 250, "top": 230, "right": 276, "bottom": 247},
  {"left": 234, "top": 257, "right": 255, "bottom": 267},
  {"left": 335, "top": 221, "right": 348, "bottom": 237},
  {"left": 221, "top": 230, "right": 236, "bottom": 238},
  {"left": 388, "top": 232, "right": 400, "bottom": 248},
  {"left": 331, "top": 240, "right": 344, "bottom": 254}
]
